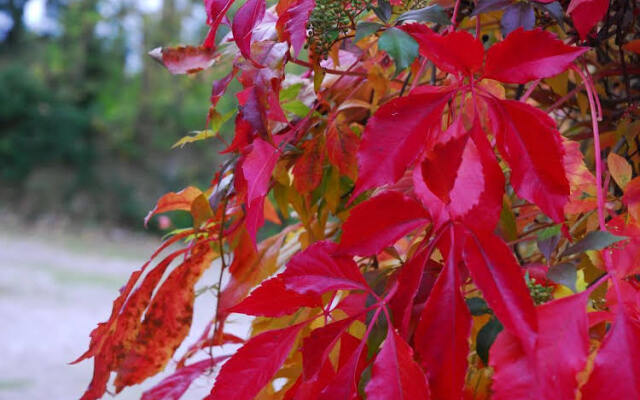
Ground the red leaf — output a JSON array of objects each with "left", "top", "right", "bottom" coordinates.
[
  {"left": 286, "top": 358, "right": 337, "bottom": 400},
  {"left": 141, "top": 357, "right": 226, "bottom": 400},
  {"left": 568, "top": 0, "right": 610, "bottom": 40},
  {"left": 241, "top": 138, "right": 279, "bottom": 241},
  {"left": 221, "top": 114, "right": 253, "bottom": 154},
  {"left": 490, "top": 292, "right": 590, "bottom": 399},
  {"left": 149, "top": 45, "right": 218, "bottom": 75},
  {"left": 282, "top": 241, "right": 369, "bottom": 295},
  {"left": 203, "top": 0, "right": 235, "bottom": 48},
  {"left": 353, "top": 87, "right": 452, "bottom": 199},
  {"left": 420, "top": 131, "right": 468, "bottom": 204},
  {"left": 414, "top": 228, "right": 471, "bottom": 399},
  {"left": 365, "top": 329, "right": 431, "bottom": 400},
  {"left": 339, "top": 191, "right": 429, "bottom": 256},
  {"left": 243, "top": 138, "right": 278, "bottom": 203},
  {"left": 207, "top": 323, "right": 306, "bottom": 400},
  {"left": 144, "top": 186, "right": 203, "bottom": 227},
  {"left": 218, "top": 228, "right": 286, "bottom": 321},
  {"left": 581, "top": 283, "right": 640, "bottom": 399},
  {"left": 607, "top": 218, "right": 640, "bottom": 277},
  {"left": 489, "top": 98, "right": 569, "bottom": 223},
  {"left": 114, "top": 243, "right": 217, "bottom": 390},
  {"left": 293, "top": 137, "right": 324, "bottom": 194},
  {"left": 231, "top": 0, "right": 266, "bottom": 65},
  {"left": 230, "top": 274, "right": 321, "bottom": 317},
  {"left": 413, "top": 121, "right": 504, "bottom": 232},
  {"left": 484, "top": 28, "right": 588, "bottom": 84},
  {"left": 326, "top": 122, "right": 359, "bottom": 180},
  {"left": 210, "top": 70, "right": 236, "bottom": 109},
  {"left": 302, "top": 317, "right": 357, "bottom": 379},
  {"left": 389, "top": 249, "right": 429, "bottom": 337},
  {"left": 408, "top": 29, "right": 484, "bottom": 76},
  {"left": 318, "top": 337, "right": 366, "bottom": 400},
  {"left": 277, "top": 0, "right": 315, "bottom": 57},
  {"left": 462, "top": 229, "right": 538, "bottom": 353}
]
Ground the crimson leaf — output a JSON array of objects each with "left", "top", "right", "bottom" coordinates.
[
  {"left": 339, "top": 191, "right": 429, "bottom": 256},
  {"left": 462, "top": 229, "right": 538, "bottom": 354},
  {"left": 488, "top": 98, "right": 569, "bottom": 223},
  {"left": 414, "top": 228, "right": 471, "bottom": 399},
  {"left": 141, "top": 357, "right": 227, "bottom": 400},
  {"left": 207, "top": 322, "right": 306, "bottom": 400},
  {"left": 231, "top": 0, "right": 266, "bottom": 66},
  {"left": 230, "top": 274, "right": 322, "bottom": 317},
  {"left": 365, "top": 329, "right": 431, "bottom": 400},
  {"left": 484, "top": 28, "right": 588, "bottom": 84},
  {"left": 490, "top": 292, "right": 590, "bottom": 399},
  {"left": 282, "top": 241, "right": 369, "bottom": 295},
  {"left": 353, "top": 86, "right": 452, "bottom": 199}
]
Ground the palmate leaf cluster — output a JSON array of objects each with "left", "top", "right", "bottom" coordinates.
[{"left": 74, "top": 0, "right": 640, "bottom": 399}]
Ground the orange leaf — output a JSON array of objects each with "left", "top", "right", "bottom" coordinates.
[
  {"left": 114, "top": 243, "right": 217, "bottom": 390},
  {"left": 327, "top": 122, "right": 359, "bottom": 180},
  {"left": 144, "top": 186, "right": 203, "bottom": 227},
  {"left": 293, "top": 137, "right": 325, "bottom": 193},
  {"left": 264, "top": 198, "right": 282, "bottom": 225},
  {"left": 622, "top": 39, "right": 640, "bottom": 55}
]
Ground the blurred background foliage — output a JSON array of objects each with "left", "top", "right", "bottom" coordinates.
[{"left": 0, "top": 0, "right": 237, "bottom": 230}]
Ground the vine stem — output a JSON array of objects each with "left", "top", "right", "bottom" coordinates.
[
  {"left": 212, "top": 199, "right": 229, "bottom": 345},
  {"left": 581, "top": 63, "right": 602, "bottom": 120},
  {"left": 571, "top": 66, "right": 621, "bottom": 298},
  {"left": 572, "top": 66, "right": 606, "bottom": 232},
  {"left": 520, "top": 79, "right": 541, "bottom": 102},
  {"left": 289, "top": 58, "right": 365, "bottom": 77},
  {"left": 450, "top": 0, "right": 462, "bottom": 31}
]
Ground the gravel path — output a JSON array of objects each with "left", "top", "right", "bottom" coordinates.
[{"left": 0, "top": 227, "right": 249, "bottom": 400}]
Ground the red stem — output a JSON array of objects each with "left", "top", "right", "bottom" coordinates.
[
  {"left": 450, "top": 0, "right": 462, "bottom": 31},
  {"left": 520, "top": 79, "right": 541, "bottom": 102},
  {"left": 289, "top": 58, "right": 365, "bottom": 77},
  {"left": 572, "top": 66, "right": 606, "bottom": 232}
]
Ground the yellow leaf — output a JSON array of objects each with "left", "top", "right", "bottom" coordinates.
[
  {"left": 607, "top": 153, "right": 632, "bottom": 190},
  {"left": 545, "top": 72, "right": 568, "bottom": 96},
  {"left": 324, "top": 166, "right": 341, "bottom": 213},
  {"left": 313, "top": 64, "right": 325, "bottom": 93},
  {"left": 576, "top": 92, "right": 588, "bottom": 117},
  {"left": 171, "top": 110, "right": 233, "bottom": 148},
  {"left": 190, "top": 193, "right": 213, "bottom": 228}
]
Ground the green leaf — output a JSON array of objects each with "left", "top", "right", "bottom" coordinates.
[
  {"left": 547, "top": 263, "right": 577, "bottom": 292},
  {"left": 396, "top": 5, "right": 451, "bottom": 25},
  {"left": 378, "top": 27, "right": 418, "bottom": 76},
  {"left": 281, "top": 100, "right": 311, "bottom": 118},
  {"left": 466, "top": 297, "right": 491, "bottom": 316},
  {"left": 561, "top": 231, "right": 628, "bottom": 257},
  {"left": 498, "top": 199, "right": 517, "bottom": 241},
  {"left": 279, "top": 83, "right": 303, "bottom": 102},
  {"left": 537, "top": 225, "right": 561, "bottom": 241},
  {"left": 476, "top": 318, "right": 503, "bottom": 365},
  {"left": 172, "top": 110, "right": 233, "bottom": 148},
  {"left": 373, "top": 0, "right": 392, "bottom": 23},
  {"left": 354, "top": 22, "right": 383, "bottom": 43}
]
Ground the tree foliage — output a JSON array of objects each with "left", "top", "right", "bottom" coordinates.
[{"left": 75, "top": 0, "right": 640, "bottom": 399}]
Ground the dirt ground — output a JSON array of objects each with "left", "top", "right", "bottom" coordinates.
[{"left": 0, "top": 223, "right": 250, "bottom": 400}]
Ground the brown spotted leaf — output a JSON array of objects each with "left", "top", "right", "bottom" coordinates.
[{"left": 113, "top": 243, "right": 217, "bottom": 390}]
